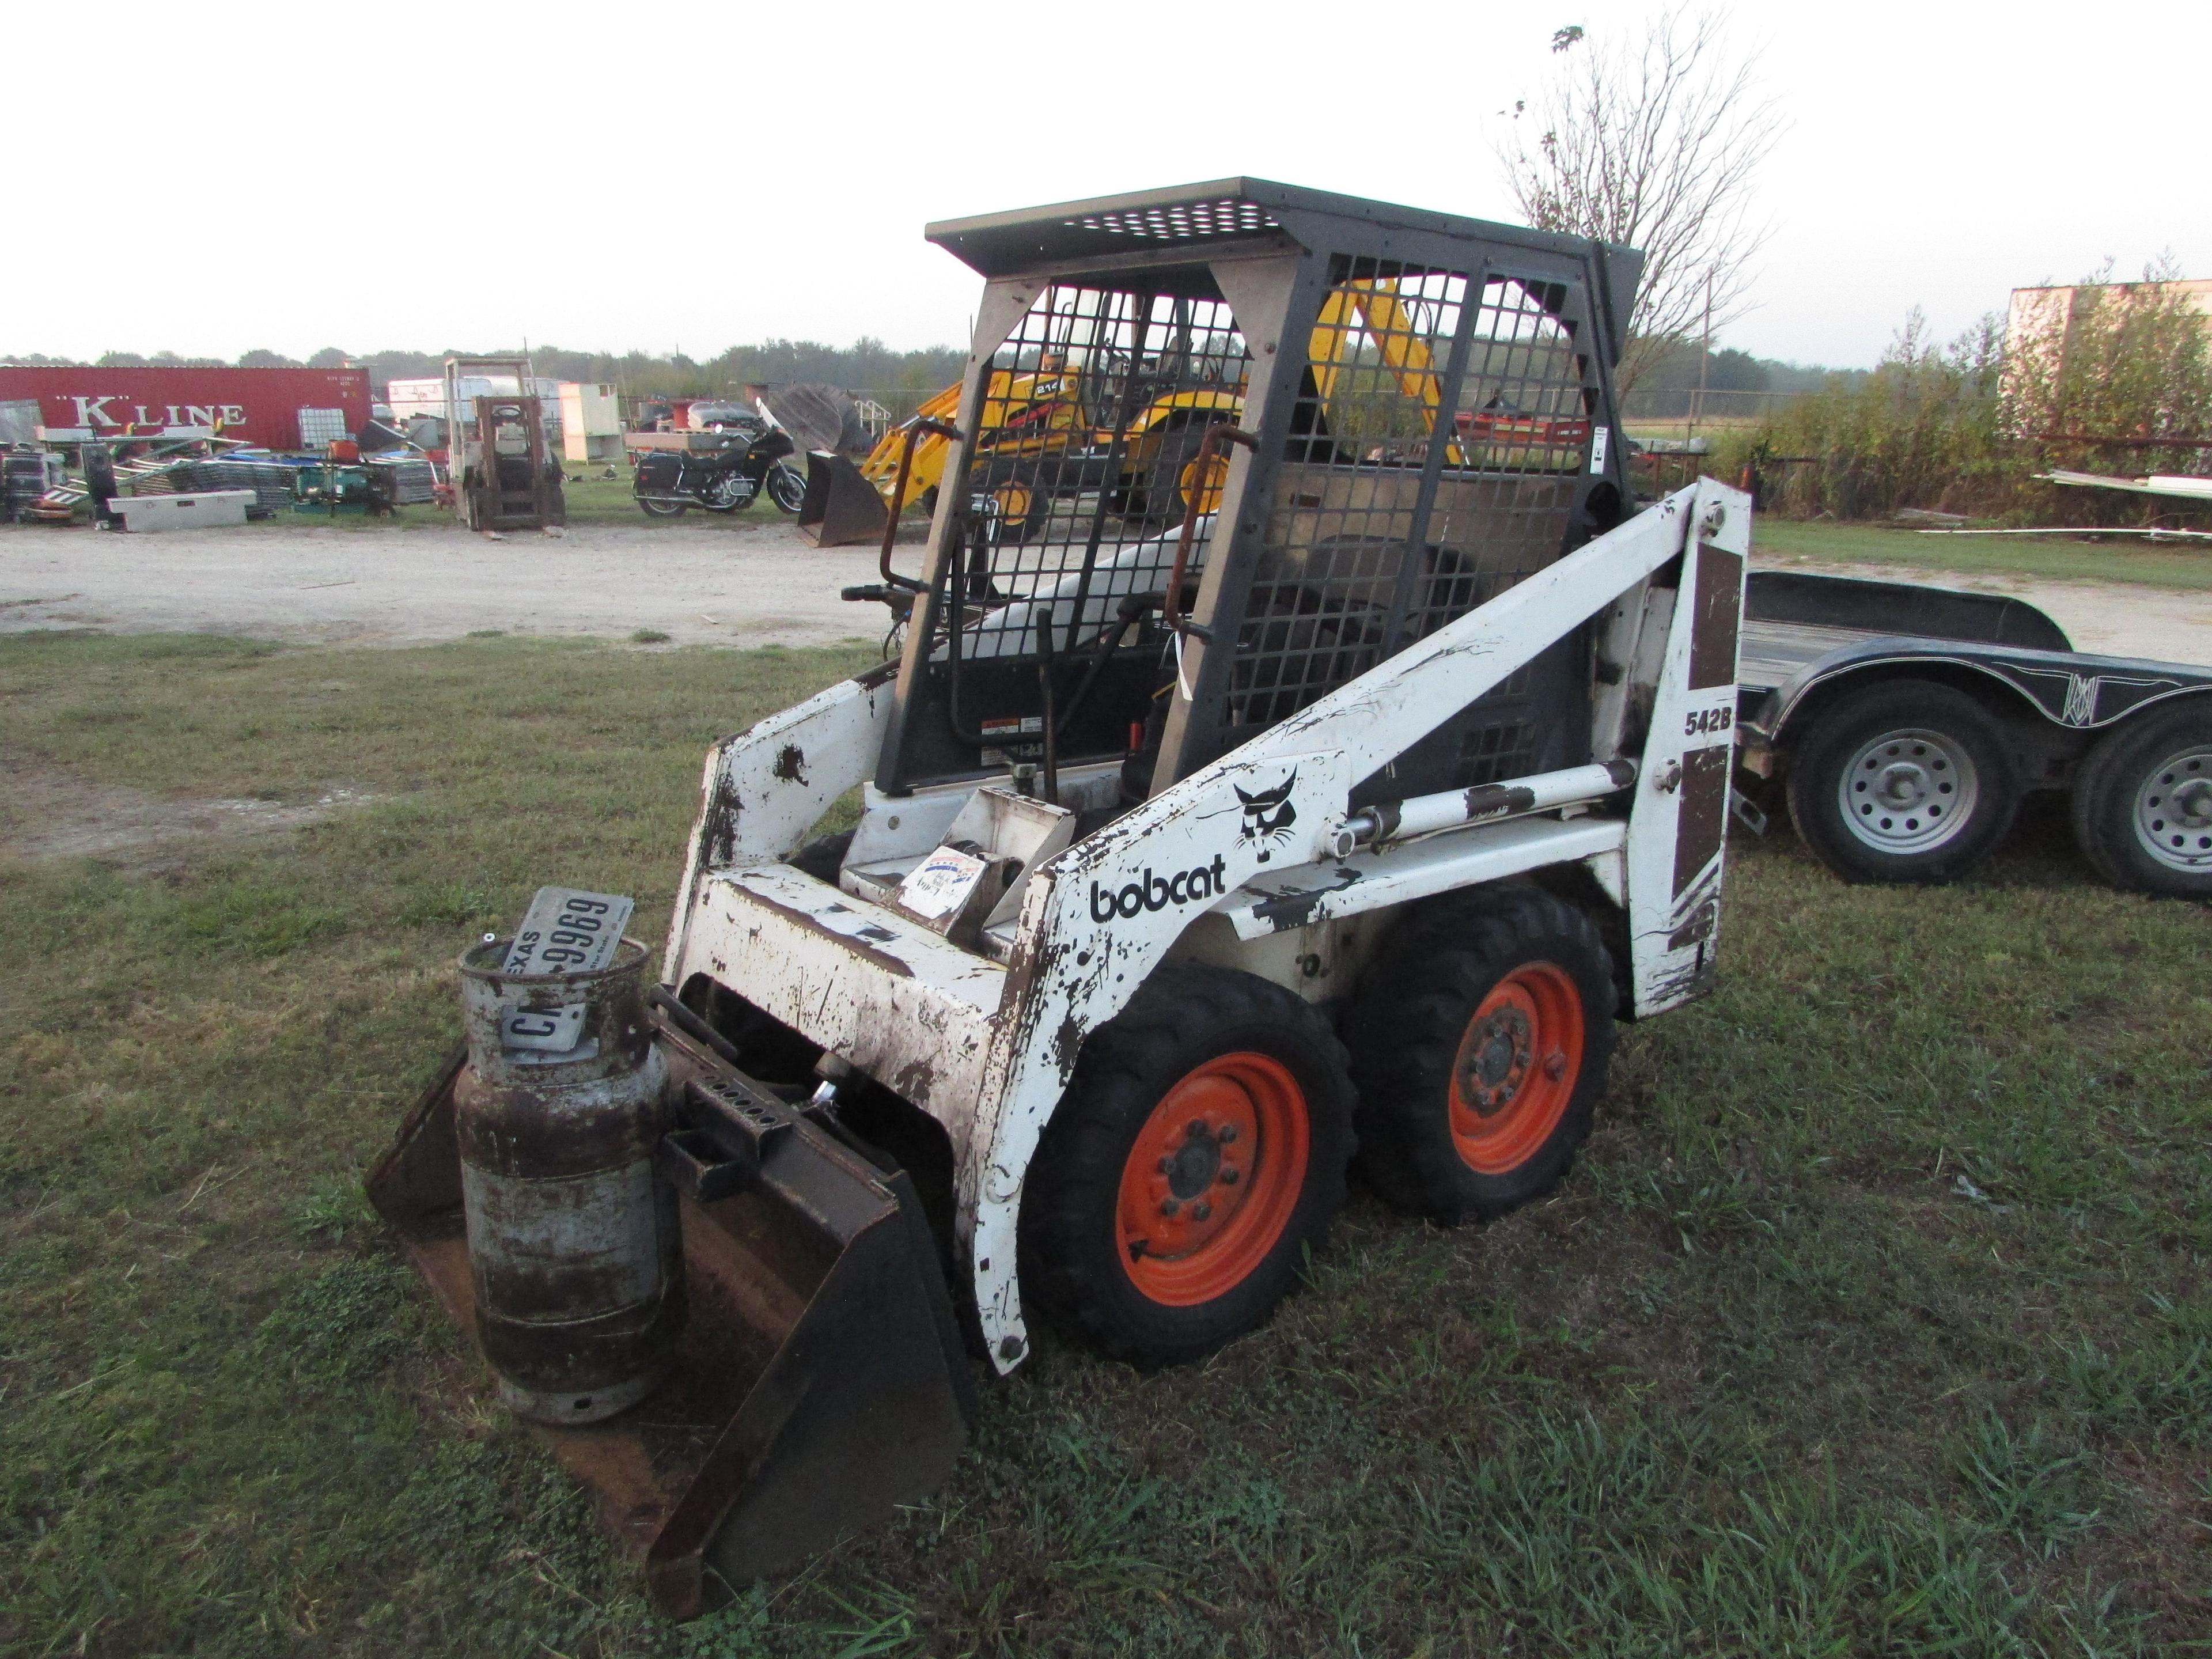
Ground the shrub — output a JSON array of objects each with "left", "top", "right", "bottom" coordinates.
[{"left": 1739, "top": 264, "right": 2212, "bottom": 525}]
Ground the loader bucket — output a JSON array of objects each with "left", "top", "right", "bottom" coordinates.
[
  {"left": 365, "top": 1007, "right": 976, "bottom": 1619},
  {"left": 796, "top": 451, "right": 891, "bottom": 547}
]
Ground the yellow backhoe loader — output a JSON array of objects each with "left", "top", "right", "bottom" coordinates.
[{"left": 794, "top": 282, "right": 1583, "bottom": 548}]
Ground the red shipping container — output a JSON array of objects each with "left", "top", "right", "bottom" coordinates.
[{"left": 0, "top": 366, "right": 372, "bottom": 452}]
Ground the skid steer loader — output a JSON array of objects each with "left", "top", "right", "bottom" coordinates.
[{"left": 370, "top": 178, "right": 1751, "bottom": 1616}]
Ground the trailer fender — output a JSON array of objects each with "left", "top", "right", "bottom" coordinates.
[{"left": 1759, "top": 646, "right": 2212, "bottom": 763}]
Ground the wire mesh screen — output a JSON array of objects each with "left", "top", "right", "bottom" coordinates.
[
  {"left": 1223, "top": 262, "right": 1593, "bottom": 758},
  {"left": 942, "top": 285, "right": 1249, "bottom": 666},
  {"left": 1412, "top": 274, "right": 1591, "bottom": 638}
]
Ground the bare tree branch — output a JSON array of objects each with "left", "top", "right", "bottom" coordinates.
[{"left": 1496, "top": 6, "right": 1785, "bottom": 392}]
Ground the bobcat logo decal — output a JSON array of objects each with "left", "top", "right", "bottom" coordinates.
[{"left": 1235, "top": 771, "right": 1299, "bottom": 863}]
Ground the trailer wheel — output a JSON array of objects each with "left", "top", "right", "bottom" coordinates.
[
  {"left": 2069, "top": 699, "right": 2212, "bottom": 898},
  {"left": 1347, "top": 888, "right": 1615, "bottom": 1223},
  {"left": 1785, "top": 679, "right": 2020, "bottom": 884},
  {"left": 1020, "top": 966, "right": 1353, "bottom": 1366}
]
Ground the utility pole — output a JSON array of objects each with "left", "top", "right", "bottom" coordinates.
[{"left": 1692, "top": 270, "right": 1713, "bottom": 440}]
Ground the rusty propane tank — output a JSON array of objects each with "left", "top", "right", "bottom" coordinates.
[{"left": 454, "top": 936, "right": 681, "bottom": 1425}]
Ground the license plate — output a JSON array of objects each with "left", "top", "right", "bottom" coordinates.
[{"left": 499, "top": 887, "right": 635, "bottom": 1052}]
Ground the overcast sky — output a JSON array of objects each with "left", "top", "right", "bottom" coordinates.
[{"left": 9, "top": 1, "right": 2205, "bottom": 370}]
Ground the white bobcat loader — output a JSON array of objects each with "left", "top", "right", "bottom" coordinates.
[{"left": 371, "top": 180, "right": 1751, "bottom": 1616}]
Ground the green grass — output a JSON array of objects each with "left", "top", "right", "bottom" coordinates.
[
  {"left": 4, "top": 631, "right": 2210, "bottom": 1656},
  {"left": 1755, "top": 518, "right": 2212, "bottom": 590}
]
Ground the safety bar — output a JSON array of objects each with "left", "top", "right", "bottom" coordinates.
[
  {"left": 878, "top": 416, "right": 965, "bottom": 591},
  {"left": 1164, "top": 423, "right": 1256, "bottom": 639}
]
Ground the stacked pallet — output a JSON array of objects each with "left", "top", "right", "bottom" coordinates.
[
  {"left": 4, "top": 451, "right": 62, "bottom": 519},
  {"left": 364, "top": 454, "right": 435, "bottom": 504},
  {"left": 169, "top": 458, "right": 300, "bottom": 516}
]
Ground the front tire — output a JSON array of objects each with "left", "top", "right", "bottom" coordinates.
[
  {"left": 1020, "top": 967, "right": 1353, "bottom": 1366},
  {"left": 765, "top": 461, "right": 807, "bottom": 514},
  {"left": 1786, "top": 679, "right": 2020, "bottom": 884},
  {"left": 1346, "top": 887, "right": 1615, "bottom": 1223},
  {"left": 2070, "top": 700, "right": 2212, "bottom": 899}
]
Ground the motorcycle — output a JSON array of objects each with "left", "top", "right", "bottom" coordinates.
[{"left": 633, "top": 414, "right": 806, "bottom": 517}]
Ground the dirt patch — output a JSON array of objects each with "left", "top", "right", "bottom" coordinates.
[{"left": 1, "top": 763, "right": 377, "bottom": 868}]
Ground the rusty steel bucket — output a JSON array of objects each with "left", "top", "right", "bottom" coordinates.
[{"left": 368, "top": 978, "right": 976, "bottom": 1618}]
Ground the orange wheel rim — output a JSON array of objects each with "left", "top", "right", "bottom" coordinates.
[
  {"left": 1115, "top": 1052, "right": 1308, "bottom": 1306},
  {"left": 995, "top": 483, "right": 1032, "bottom": 522},
  {"left": 1447, "top": 963, "right": 1584, "bottom": 1175}
]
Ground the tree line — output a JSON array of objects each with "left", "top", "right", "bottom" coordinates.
[{"left": 1, "top": 339, "right": 971, "bottom": 410}]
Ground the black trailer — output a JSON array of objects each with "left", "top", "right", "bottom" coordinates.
[{"left": 1733, "top": 571, "right": 2212, "bottom": 897}]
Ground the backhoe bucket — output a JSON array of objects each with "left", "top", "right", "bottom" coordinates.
[
  {"left": 796, "top": 451, "right": 891, "bottom": 547},
  {"left": 365, "top": 1009, "right": 976, "bottom": 1619}
]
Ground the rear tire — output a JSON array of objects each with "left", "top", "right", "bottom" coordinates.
[
  {"left": 787, "top": 830, "right": 854, "bottom": 884},
  {"left": 980, "top": 461, "right": 1044, "bottom": 544},
  {"left": 638, "top": 496, "right": 687, "bottom": 518},
  {"left": 2069, "top": 699, "right": 2212, "bottom": 899},
  {"left": 1020, "top": 967, "right": 1353, "bottom": 1366},
  {"left": 1785, "top": 679, "right": 2020, "bottom": 884},
  {"left": 1346, "top": 887, "right": 1615, "bottom": 1224}
]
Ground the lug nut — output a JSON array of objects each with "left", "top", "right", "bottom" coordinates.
[
  {"left": 1160, "top": 1198, "right": 1179, "bottom": 1217},
  {"left": 1186, "top": 1119, "right": 1206, "bottom": 1139},
  {"left": 1218, "top": 1125, "right": 1238, "bottom": 1144},
  {"left": 1191, "top": 1202, "right": 1211, "bottom": 1221},
  {"left": 1219, "top": 1166, "right": 1240, "bottom": 1184},
  {"left": 1158, "top": 1156, "right": 1174, "bottom": 1173}
]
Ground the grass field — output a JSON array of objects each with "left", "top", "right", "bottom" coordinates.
[
  {"left": 4, "top": 631, "right": 2209, "bottom": 1657},
  {"left": 1752, "top": 521, "right": 2212, "bottom": 592}
]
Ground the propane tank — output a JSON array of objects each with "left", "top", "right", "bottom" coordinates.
[{"left": 453, "top": 936, "right": 682, "bottom": 1424}]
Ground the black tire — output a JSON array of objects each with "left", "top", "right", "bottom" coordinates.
[
  {"left": 765, "top": 461, "right": 807, "bottom": 514},
  {"left": 1785, "top": 679, "right": 2021, "bottom": 884},
  {"left": 638, "top": 496, "right": 687, "bottom": 519},
  {"left": 1345, "top": 887, "right": 1615, "bottom": 1224},
  {"left": 1020, "top": 965, "right": 1354, "bottom": 1367},
  {"left": 2069, "top": 699, "right": 2212, "bottom": 899},
  {"left": 1109, "top": 425, "right": 1205, "bottom": 526},
  {"left": 787, "top": 830, "right": 853, "bottom": 884},
  {"left": 1146, "top": 425, "right": 1213, "bottom": 525},
  {"left": 972, "top": 460, "right": 1044, "bottom": 544}
]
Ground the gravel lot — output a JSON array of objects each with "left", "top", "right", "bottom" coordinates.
[
  {"left": 3, "top": 516, "right": 2210, "bottom": 664},
  {"left": 0, "top": 517, "right": 892, "bottom": 650}
]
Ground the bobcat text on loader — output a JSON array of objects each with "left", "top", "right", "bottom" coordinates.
[{"left": 369, "top": 179, "right": 1753, "bottom": 1617}]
